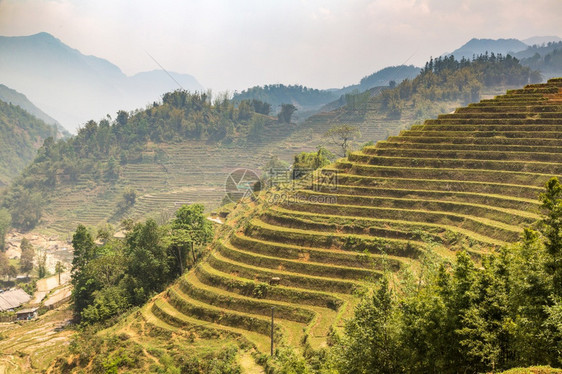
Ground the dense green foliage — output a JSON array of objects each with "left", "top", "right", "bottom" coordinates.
[
  {"left": 0, "top": 99, "right": 56, "bottom": 186},
  {"left": 292, "top": 147, "right": 333, "bottom": 179},
  {"left": 343, "top": 54, "right": 542, "bottom": 119},
  {"left": 234, "top": 84, "right": 338, "bottom": 111},
  {"left": 71, "top": 204, "right": 213, "bottom": 325},
  {"left": 19, "top": 237, "right": 34, "bottom": 274},
  {"left": 326, "top": 177, "right": 562, "bottom": 373},
  {"left": 278, "top": 104, "right": 297, "bottom": 124}
]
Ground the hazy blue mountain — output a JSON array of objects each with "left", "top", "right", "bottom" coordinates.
[
  {"left": 127, "top": 70, "right": 203, "bottom": 106},
  {"left": 446, "top": 38, "right": 528, "bottom": 60},
  {"left": 518, "top": 41, "right": 562, "bottom": 80},
  {"left": 232, "top": 65, "right": 420, "bottom": 121},
  {"left": 0, "top": 32, "right": 203, "bottom": 132},
  {"left": 340, "top": 65, "right": 420, "bottom": 94},
  {"left": 522, "top": 36, "right": 562, "bottom": 46},
  {"left": 515, "top": 41, "right": 562, "bottom": 59}
]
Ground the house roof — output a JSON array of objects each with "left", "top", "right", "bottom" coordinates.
[
  {"left": 0, "top": 289, "right": 31, "bottom": 311},
  {"left": 16, "top": 307, "right": 38, "bottom": 315}
]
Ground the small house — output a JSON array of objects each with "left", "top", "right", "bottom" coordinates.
[{"left": 16, "top": 307, "right": 38, "bottom": 321}]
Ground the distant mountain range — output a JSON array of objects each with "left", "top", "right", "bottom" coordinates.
[
  {"left": 0, "top": 32, "right": 203, "bottom": 132},
  {"left": 233, "top": 65, "right": 420, "bottom": 121},
  {"left": 445, "top": 38, "right": 529, "bottom": 60},
  {"left": 1, "top": 33, "right": 561, "bottom": 132},
  {"left": 444, "top": 36, "right": 562, "bottom": 60},
  {"left": 522, "top": 36, "right": 562, "bottom": 46}
]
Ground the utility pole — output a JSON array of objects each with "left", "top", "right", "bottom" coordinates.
[{"left": 271, "top": 307, "right": 274, "bottom": 356}]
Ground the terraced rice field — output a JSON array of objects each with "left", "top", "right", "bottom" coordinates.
[
  {"left": 143, "top": 78, "right": 562, "bottom": 353},
  {"left": 40, "top": 98, "right": 426, "bottom": 235}
]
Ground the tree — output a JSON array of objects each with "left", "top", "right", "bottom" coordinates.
[
  {"left": 323, "top": 124, "right": 361, "bottom": 157},
  {"left": 278, "top": 104, "right": 297, "bottom": 124},
  {"left": 5, "top": 187, "right": 42, "bottom": 230},
  {"left": 55, "top": 261, "right": 66, "bottom": 285},
  {"left": 334, "top": 277, "right": 402, "bottom": 373},
  {"left": 122, "top": 188, "right": 137, "bottom": 207},
  {"left": 250, "top": 99, "right": 271, "bottom": 115},
  {"left": 539, "top": 177, "right": 562, "bottom": 297},
  {"left": 169, "top": 204, "right": 213, "bottom": 275},
  {"left": 20, "top": 238, "right": 34, "bottom": 274},
  {"left": 0, "top": 208, "right": 11, "bottom": 251},
  {"left": 37, "top": 252, "right": 47, "bottom": 279},
  {"left": 72, "top": 249, "right": 127, "bottom": 322},
  {"left": 292, "top": 147, "right": 333, "bottom": 179},
  {"left": 124, "top": 219, "right": 170, "bottom": 304},
  {"left": 0, "top": 251, "right": 9, "bottom": 278},
  {"left": 105, "top": 156, "right": 120, "bottom": 180},
  {"left": 247, "top": 116, "right": 266, "bottom": 142},
  {"left": 457, "top": 251, "right": 513, "bottom": 371},
  {"left": 71, "top": 224, "right": 96, "bottom": 277}
]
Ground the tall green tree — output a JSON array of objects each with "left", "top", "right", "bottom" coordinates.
[
  {"left": 292, "top": 147, "right": 333, "bottom": 179},
  {"left": 457, "top": 251, "right": 513, "bottom": 371},
  {"left": 168, "top": 204, "right": 213, "bottom": 275},
  {"left": 20, "top": 238, "right": 34, "bottom": 274},
  {"left": 0, "top": 208, "right": 11, "bottom": 251},
  {"left": 123, "top": 219, "right": 170, "bottom": 304},
  {"left": 4, "top": 187, "right": 42, "bottom": 230},
  {"left": 278, "top": 103, "right": 297, "bottom": 124},
  {"left": 540, "top": 177, "right": 562, "bottom": 297},
  {"left": 334, "top": 278, "right": 402, "bottom": 373},
  {"left": 0, "top": 250, "right": 9, "bottom": 277},
  {"left": 71, "top": 224, "right": 96, "bottom": 276}
]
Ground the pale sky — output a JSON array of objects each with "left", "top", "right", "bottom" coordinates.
[{"left": 0, "top": 0, "right": 561, "bottom": 92}]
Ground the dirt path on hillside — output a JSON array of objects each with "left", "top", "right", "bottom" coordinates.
[{"left": 238, "top": 351, "right": 264, "bottom": 374}]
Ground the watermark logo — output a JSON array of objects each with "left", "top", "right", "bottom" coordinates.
[
  {"left": 313, "top": 170, "right": 338, "bottom": 192},
  {"left": 224, "top": 167, "right": 339, "bottom": 205},
  {"left": 224, "top": 168, "right": 262, "bottom": 203}
]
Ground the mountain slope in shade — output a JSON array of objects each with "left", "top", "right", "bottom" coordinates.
[
  {"left": 0, "top": 32, "right": 203, "bottom": 132},
  {"left": 0, "top": 99, "right": 59, "bottom": 186},
  {"left": 0, "top": 84, "right": 70, "bottom": 138}
]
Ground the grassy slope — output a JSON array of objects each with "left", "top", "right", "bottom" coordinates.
[
  {"left": 36, "top": 85, "right": 516, "bottom": 238},
  {"left": 85, "top": 79, "right": 562, "bottom": 367},
  {"left": 26, "top": 79, "right": 561, "bottom": 374},
  {"left": 0, "top": 304, "right": 73, "bottom": 373}
]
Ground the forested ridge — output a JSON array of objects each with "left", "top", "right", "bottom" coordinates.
[
  {"left": 0, "top": 99, "right": 57, "bottom": 186},
  {"left": 342, "top": 53, "right": 542, "bottom": 117},
  {"left": 0, "top": 91, "right": 276, "bottom": 230}
]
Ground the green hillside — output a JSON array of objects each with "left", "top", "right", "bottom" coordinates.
[
  {"left": 0, "top": 99, "right": 58, "bottom": 187},
  {"left": 130, "top": 78, "right": 562, "bottom": 360},
  {"left": 1, "top": 55, "right": 541, "bottom": 237}
]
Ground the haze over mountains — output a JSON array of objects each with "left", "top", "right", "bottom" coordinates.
[
  {"left": 445, "top": 36, "right": 562, "bottom": 60},
  {"left": 1, "top": 32, "right": 561, "bottom": 133},
  {"left": 0, "top": 32, "right": 203, "bottom": 132}
]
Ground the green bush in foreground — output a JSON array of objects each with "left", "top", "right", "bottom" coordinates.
[{"left": 71, "top": 203, "right": 213, "bottom": 325}]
